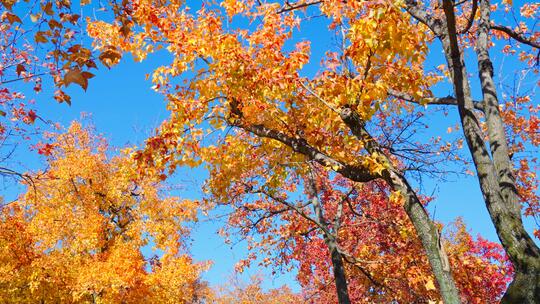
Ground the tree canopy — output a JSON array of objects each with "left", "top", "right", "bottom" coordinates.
[{"left": 0, "top": 0, "right": 539, "bottom": 303}]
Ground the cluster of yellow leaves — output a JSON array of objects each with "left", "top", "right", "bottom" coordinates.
[
  {"left": 0, "top": 122, "right": 209, "bottom": 303},
  {"left": 85, "top": 0, "right": 439, "bottom": 188}
]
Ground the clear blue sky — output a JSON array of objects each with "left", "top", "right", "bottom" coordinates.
[{"left": 2, "top": 0, "right": 538, "bottom": 292}]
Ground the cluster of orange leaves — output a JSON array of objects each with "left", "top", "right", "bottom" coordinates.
[
  {"left": 0, "top": 122, "right": 209, "bottom": 303},
  {"left": 214, "top": 275, "right": 300, "bottom": 304}
]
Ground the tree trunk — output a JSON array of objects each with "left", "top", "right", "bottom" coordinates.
[
  {"left": 307, "top": 176, "right": 352, "bottom": 304},
  {"left": 339, "top": 108, "right": 461, "bottom": 304},
  {"left": 501, "top": 271, "right": 540, "bottom": 303},
  {"left": 441, "top": 1, "right": 540, "bottom": 302},
  {"left": 326, "top": 238, "right": 352, "bottom": 304}
]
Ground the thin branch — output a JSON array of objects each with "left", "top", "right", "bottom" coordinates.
[
  {"left": 491, "top": 24, "right": 540, "bottom": 49},
  {"left": 388, "top": 89, "right": 484, "bottom": 112},
  {"left": 0, "top": 166, "right": 34, "bottom": 187},
  {"left": 277, "top": 0, "right": 322, "bottom": 14},
  {"left": 255, "top": 188, "right": 332, "bottom": 236},
  {"left": 300, "top": 81, "right": 339, "bottom": 113},
  {"left": 0, "top": 72, "right": 48, "bottom": 85},
  {"left": 339, "top": 252, "right": 393, "bottom": 293}
]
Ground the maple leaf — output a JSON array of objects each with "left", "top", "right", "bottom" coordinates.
[
  {"left": 98, "top": 46, "right": 122, "bottom": 68},
  {"left": 63, "top": 68, "right": 88, "bottom": 91}
]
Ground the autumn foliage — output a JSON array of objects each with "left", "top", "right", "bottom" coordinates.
[
  {"left": 213, "top": 275, "right": 301, "bottom": 304},
  {"left": 0, "top": 0, "right": 98, "bottom": 132},
  {"left": 0, "top": 123, "right": 209, "bottom": 303},
  {"left": 216, "top": 169, "right": 511, "bottom": 303},
  {"left": 1, "top": 0, "right": 539, "bottom": 303},
  {"left": 86, "top": 0, "right": 539, "bottom": 301}
]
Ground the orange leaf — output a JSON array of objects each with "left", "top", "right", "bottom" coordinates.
[
  {"left": 64, "top": 68, "right": 88, "bottom": 91},
  {"left": 43, "top": 2, "right": 54, "bottom": 16},
  {"left": 16, "top": 64, "right": 26, "bottom": 77},
  {"left": 34, "top": 31, "right": 49, "bottom": 43},
  {"left": 81, "top": 71, "right": 95, "bottom": 80},
  {"left": 98, "top": 47, "right": 122, "bottom": 68},
  {"left": 4, "top": 12, "right": 21, "bottom": 24}
]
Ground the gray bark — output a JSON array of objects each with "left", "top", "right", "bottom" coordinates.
[
  {"left": 475, "top": 0, "right": 540, "bottom": 302},
  {"left": 438, "top": 0, "right": 540, "bottom": 302},
  {"left": 339, "top": 108, "right": 461, "bottom": 304}
]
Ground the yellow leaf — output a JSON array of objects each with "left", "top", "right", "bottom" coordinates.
[
  {"left": 425, "top": 279, "right": 436, "bottom": 291},
  {"left": 30, "top": 13, "right": 40, "bottom": 23}
]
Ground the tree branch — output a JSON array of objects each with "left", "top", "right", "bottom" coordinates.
[
  {"left": 404, "top": 0, "right": 445, "bottom": 36},
  {"left": 458, "top": 0, "right": 478, "bottom": 34},
  {"left": 277, "top": 0, "right": 322, "bottom": 14},
  {"left": 227, "top": 98, "right": 377, "bottom": 183},
  {"left": 491, "top": 24, "right": 540, "bottom": 49},
  {"left": 0, "top": 72, "right": 48, "bottom": 85},
  {"left": 388, "top": 89, "right": 484, "bottom": 112}
]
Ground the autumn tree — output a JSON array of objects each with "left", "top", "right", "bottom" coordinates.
[
  {"left": 84, "top": 0, "right": 538, "bottom": 302},
  {"left": 398, "top": 0, "right": 540, "bottom": 302},
  {"left": 214, "top": 164, "right": 511, "bottom": 303},
  {"left": 0, "top": 122, "right": 209, "bottom": 303},
  {"left": 213, "top": 275, "right": 301, "bottom": 304},
  {"left": 290, "top": 172, "right": 511, "bottom": 303}
]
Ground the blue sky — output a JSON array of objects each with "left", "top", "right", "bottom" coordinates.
[{"left": 2, "top": 0, "right": 538, "bottom": 292}]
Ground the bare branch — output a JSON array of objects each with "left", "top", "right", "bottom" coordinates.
[
  {"left": 0, "top": 166, "right": 34, "bottom": 187},
  {"left": 0, "top": 72, "right": 48, "bottom": 85},
  {"left": 257, "top": 187, "right": 332, "bottom": 236}
]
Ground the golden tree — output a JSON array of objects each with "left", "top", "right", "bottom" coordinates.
[{"left": 0, "top": 122, "right": 209, "bottom": 303}]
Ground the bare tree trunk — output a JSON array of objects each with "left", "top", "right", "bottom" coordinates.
[{"left": 475, "top": 1, "right": 540, "bottom": 302}]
